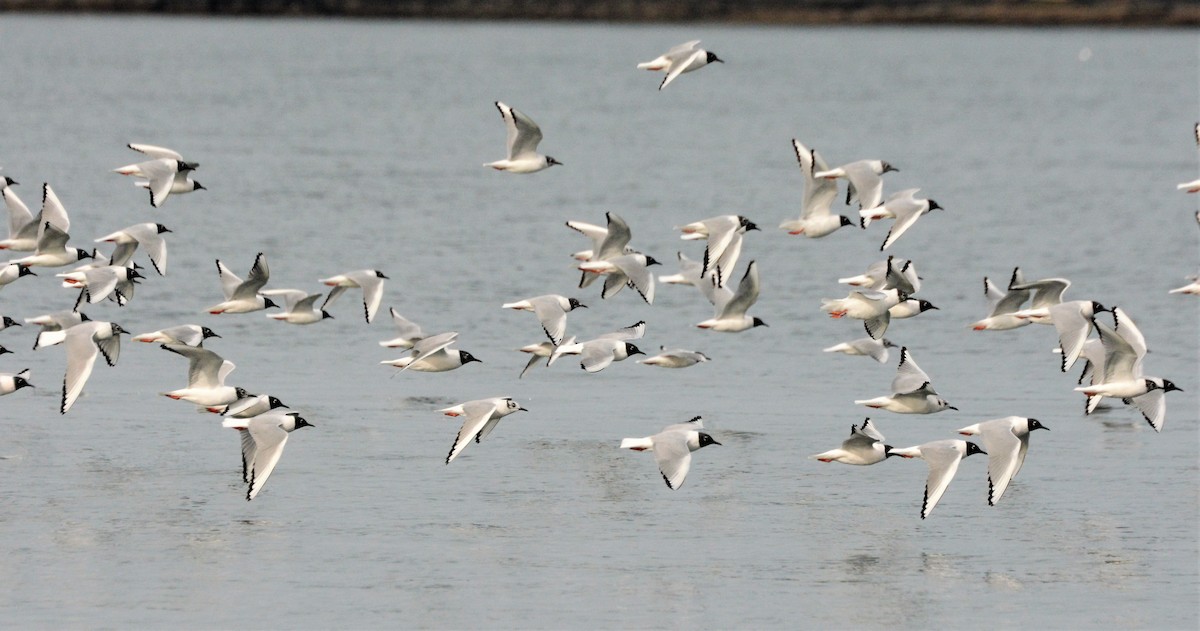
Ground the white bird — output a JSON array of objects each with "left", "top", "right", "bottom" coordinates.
[
  {"left": 132, "top": 324, "right": 220, "bottom": 347},
  {"left": 262, "top": 289, "right": 333, "bottom": 325},
  {"left": 1177, "top": 123, "right": 1200, "bottom": 192},
  {"left": 319, "top": 269, "right": 388, "bottom": 323},
  {"left": 779, "top": 139, "right": 854, "bottom": 238},
  {"left": 516, "top": 338, "right": 565, "bottom": 379},
  {"left": 380, "top": 331, "right": 480, "bottom": 373},
  {"left": 60, "top": 321, "right": 128, "bottom": 414},
  {"left": 378, "top": 308, "right": 425, "bottom": 349},
  {"left": 0, "top": 176, "right": 37, "bottom": 251},
  {"left": 0, "top": 368, "right": 33, "bottom": 396},
  {"left": 27, "top": 310, "right": 88, "bottom": 350},
  {"left": 57, "top": 265, "right": 144, "bottom": 307},
  {"left": 620, "top": 416, "right": 720, "bottom": 489},
  {"left": 9, "top": 222, "right": 93, "bottom": 268},
  {"left": 502, "top": 294, "right": 586, "bottom": 345},
  {"left": 957, "top": 416, "right": 1048, "bottom": 506},
  {"left": 696, "top": 260, "right": 767, "bottom": 332},
  {"left": 575, "top": 212, "right": 659, "bottom": 302},
  {"left": 638, "top": 346, "right": 710, "bottom": 368},
  {"left": 1168, "top": 274, "right": 1200, "bottom": 295},
  {"left": 859, "top": 189, "right": 944, "bottom": 251},
  {"left": 223, "top": 410, "right": 312, "bottom": 501},
  {"left": 564, "top": 219, "right": 610, "bottom": 262},
  {"left": 838, "top": 256, "right": 920, "bottom": 293},
  {"left": 94, "top": 222, "right": 171, "bottom": 275},
  {"left": 1009, "top": 274, "right": 1071, "bottom": 324},
  {"left": 637, "top": 40, "right": 723, "bottom": 90},
  {"left": 888, "top": 439, "right": 986, "bottom": 519},
  {"left": 814, "top": 159, "right": 898, "bottom": 211},
  {"left": 113, "top": 143, "right": 203, "bottom": 208},
  {"left": 441, "top": 397, "right": 526, "bottom": 464},
  {"left": 214, "top": 392, "right": 289, "bottom": 418},
  {"left": 675, "top": 215, "right": 758, "bottom": 277},
  {"left": 970, "top": 268, "right": 1032, "bottom": 331},
  {"left": 821, "top": 288, "right": 900, "bottom": 340},
  {"left": 810, "top": 418, "right": 894, "bottom": 465},
  {"left": 0, "top": 262, "right": 36, "bottom": 290},
  {"left": 483, "top": 102, "right": 561, "bottom": 173},
  {"left": 823, "top": 337, "right": 898, "bottom": 363},
  {"left": 888, "top": 298, "right": 938, "bottom": 320},
  {"left": 657, "top": 251, "right": 703, "bottom": 286},
  {"left": 1075, "top": 308, "right": 1182, "bottom": 431},
  {"left": 1049, "top": 299, "right": 1108, "bottom": 372},
  {"left": 855, "top": 346, "right": 956, "bottom": 414},
  {"left": 549, "top": 321, "right": 645, "bottom": 372},
  {"left": 206, "top": 253, "right": 276, "bottom": 314},
  {"left": 160, "top": 343, "right": 244, "bottom": 408}
]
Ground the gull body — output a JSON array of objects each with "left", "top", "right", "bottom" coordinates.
[
  {"left": 779, "top": 139, "right": 853, "bottom": 237},
  {"left": 223, "top": 411, "right": 312, "bottom": 501},
  {"left": 381, "top": 331, "right": 480, "bottom": 373},
  {"left": 814, "top": 159, "right": 898, "bottom": 211},
  {"left": 811, "top": 419, "right": 894, "bottom": 465},
  {"left": 262, "top": 289, "right": 333, "bottom": 325},
  {"left": 94, "top": 222, "right": 171, "bottom": 275},
  {"left": 442, "top": 397, "right": 526, "bottom": 464},
  {"left": 206, "top": 253, "right": 276, "bottom": 314},
  {"left": 160, "top": 343, "right": 244, "bottom": 408},
  {"left": 27, "top": 310, "right": 87, "bottom": 350},
  {"left": 855, "top": 347, "right": 956, "bottom": 414},
  {"left": 889, "top": 439, "right": 986, "bottom": 519},
  {"left": 132, "top": 324, "right": 219, "bottom": 347},
  {"left": 483, "top": 102, "right": 560, "bottom": 173},
  {"left": 957, "top": 416, "right": 1048, "bottom": 506},
  {"left": 637, "top": 40, "right": 723, "bottom": 90},
  {"left": 113, "top": 144, "right": 203, "bottom": 207},
  {"left": 60, "top": 321, "right": 127, "bottom": 414},
  {"left": 502, "top": 294, "right": 586, "bottom": 345},
  {"left": 675, "top": 214, "right": 758, "bottom": 276},
  {"left": 823, "top": 337, "right": 897, "bottom": 363},
  {"left": 319, "top": 269, "right": 388, "bottom": 323},
  {"left": 621, "top": 416, "right": 720, "bottom": 489},
  {"left": 696, "top": 260, "right": 767, "bottom": 332},
  {"left": 639, "top": 346, "right": 710, "bottom": 368},
  {"left": 971, "top": 268, "right": 1031, "bottom": 331}
]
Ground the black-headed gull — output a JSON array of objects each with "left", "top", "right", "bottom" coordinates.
[
  {"left": 549, "top": 321, "right": 645, "bottom": 372},
  {"left": 811, "top": 419, "right": 894, "bottom": 465},
  {"left": 381, "top": 331, "right": 480, "bottom": 373},
  {"left": 58, "top": 265, "right": 143, "bottom": 307},
  {"left": 60, "top": 321, "right": 127, "bottom": 414},
  {"left": 440, "top": 397, "right": 526, "bottom": 464},
  {"left": 1075, "top": 307, "right": 1181, "bottom": 431},
  {"left": 637, "top": 40, "right": 723, "bottom": 90},
  {"left": 1049, "top": 299, "right": 1108, "bottom": 372},
  {"left": 620, "top": 416, "right": 720, "bottom": 489},
  {"left": 675, "top": 214, "right": 757, "bottom": 277},
  {"left": 10, "top": 222, "right": 93, "bottom": 268},
  {"left": 779, "top": 139, "right": 853, "bottom": 238},
  {"left": 223, "top": 410, "right": 312, "bottom": 501},
  {"left": 319, "top": 269, "right": 388, "bottom": 323},
  {"left": 1009, "top": 274, "right": 1071, "bottom": 324},
  {"left": 859, "top": 188, "right": 944, "bottom": 251},
  {"left": 502, "top": 294, "right": 586, "bottom": 345},
  {"left": 113, "top": 143, "right": 203, "bottom": 208},
  {"left": 206, "top": 253, "right": 276, "bottom": 314},
  {"left": 821, "top": 288, "right": 900, "bottom": 340},
  {"left": 160, "top": 343, "right": 244, "bottom": 408},
  {"left": 262, "top": 289, "right": 333, "bottom": 325},
  {"left": 855, "top": 347, "right": 956, "bottom": 414},
  {"left": 483, "top": 102, "right": 560, "bottom": 174},
  {"left": 957, "top": 416, "right": 1048, "bottom": 506},
  {"left": 888, "top": 439, "right": 985, "bottom": 519},
  {"left": 696, "top": 261, "right": 766, "bottom": 332}
]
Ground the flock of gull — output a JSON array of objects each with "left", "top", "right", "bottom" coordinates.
[{"left": 0, "top": 41, "right": 1194, "bottom": 515}]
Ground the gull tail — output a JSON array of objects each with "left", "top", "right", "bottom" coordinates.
[{"left": 620, "top": 437, "right": 653, "bottom": 450}]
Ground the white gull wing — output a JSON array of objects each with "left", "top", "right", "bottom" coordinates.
[
  {"left": 446, "top": 399, "right": 501, "bottom": 464},
  {"left": 1109, "top": 307, "right": 1147, "bottom": 375},
  {"left": 842, "top": 161, "right": 888, "bottom": 210},
  {"left": 596, "top": 212, "right": 632, "bottom": 261},
  {"left": 230, "top": 252, "right": 270, "bottom": 301},
  {"left": 386, "top": 308, "right": 423, "bottom": 341},
  {"left": 659, "top": 48, "right": 704, "bottom": 90},
  {"left": 39, "top": 183, "right": 71, "bottom": 238},
  {"left": 990, "top": 268, "right": 1030, "bottom": 316},
  {"left": 598, "top": 320, "right": 646, "bottom": 342},
  {"left": 891, "top": 347, "right": 933, "bottom": 395},
  {"left": 216, "top": 259, "right": 242, "bottom": 300},
  {"left": 245, "top": 416, "right": 290, "bottom": 500},
  {"left": 1127, "top": 389, "right": 1166, "bottom": 432},
  {"left": 61, "top": 322, "right": 106, "bottom": 414},
  {"left": 1095, "top": 319, "right": 1141, "bottom": 383},
  {"left": 529, "top": 296, "right": 571, "bottom": 345},
  {"left": 608, "top": 254, "right": 655, "bottom": 304},
  {"left": 977, "top": 421, "right": 1024, "bottom": 506},
  {"left": 2, "top": 184, "right": 33, "bottom": 238},
  {"left": 399, "top": 331, "right": 458, "bottom": 374},
  {"left": 879, "top": 193, "right": 928, "bottom": 251},
  {"left": 1049, "top": 301, "right": 1096, "bottom": 372},
  {"left": 496, "top": 101, "right": 544, "bottom": 161},
  {"left": 918, "top": 441, "right": 967, "bottom": 519},
  {"left": 1011, "top": 277, "right": 1070, "bottom": 310},
  {"left": 853, "top": 418, "right": 886, "bottom": 443},
  {"left": 795, "top": 140, "right": 838, "bottom": 221},
  {"left": 127, "top": 143, "right": 183, "bottom": 160},
  {"left": 652, "top": 430, "right": 694, "bottom": 489},
  {"left": 716, "top": 261, "right": 760, "bottom": 320},
  {"left": 136, "top": 158, "right": 183, "bottom": 208},
  {"left": 161, "top": 343, "right": 233, "bottom": 388}
]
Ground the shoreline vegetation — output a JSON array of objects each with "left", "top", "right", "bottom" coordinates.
[{"left": 3, "top": 1, "right": 1198, "bottom": 26}]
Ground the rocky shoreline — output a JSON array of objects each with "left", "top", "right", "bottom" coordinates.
[{"left": 3, "top": 0, "right": 1198, "bottom": 26}]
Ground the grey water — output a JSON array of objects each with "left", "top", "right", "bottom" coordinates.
[{"left": 0, "top": 16, "right": 1195, "bottom": 629}]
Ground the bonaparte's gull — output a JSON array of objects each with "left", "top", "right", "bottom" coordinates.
[
  {"left": 381, "top": 331, "right": 480, "bottom": 373},
  {"left": 888, "top": 439, "right": 985, "bottom": 519},
  {"left": 821, "top": 288, "right": 900, "bottom": 340},
  {"left": 675, "top": 215, "right": 757, "bottom": 276},
  {"left": 811, "top": 418, "right": 894, "bottom": 465},
  {"left": 638, "top": 346, "right": 710, "bottom": 368},
  {"left": 888, "top": 298, "right": 938, "bottom": 319},
  {"left": 516, "top": 339, "right": 565, "bottom": 379},
  {"left": 549, "top": 321, "right": 645, "bottom": 372},
  {"left": 502, "top": 294, "right": 586, "bottom": 345},
  {"left": 970, "top": 268, "right": 1031, "bottom": 331},
  {"left": 113, "top": 143, "right": 203, "bottom": 207},
  {"left": 222, "top": 410, "right": 312, "bottom": 501},
  {"left": 823, "top": 337, "right": 898, "bottom": 363},
  {"left": 1009, "top": 274, "right": 1071, "bottom": 324},
  {"left": 206, "top": 253, "right": 277, "bottom": 314},
  {"left": 696, "top": 260, "right": 766, "bottom": 332},
  {"left": 441, "top": 397, "right": 526, "bottom": 464},
  {"left": 27, "top": 309, "right": 87, "bottom": 350},
  {"left": 58, "top": 265, "right": 143, "bottom": 307},
  {"left": 60, "top": 321, "right": 127, "bottom": 414},
  {"left": 779, "top": 139, "right": 853, "bottom": 238},
  {"left": 957, "top": 416, "right": 1048, "bottom": 506},
  {"left": 637, "top": 40, "right": 723, "bottom": 90},
  {"left": 378, "top": 308, "right": 425, "bottom": 349},
  {"left": 855, "top": 346, "right": 956, "bottom": 414},
  {"left": 94, "top": 223, "right": 171, "bottom": 275},
  {"left": 9, "top": 222, "right": 93, "bottom": 268},
  {"left": 1049, "top": 300, "right": 1108, "bottom": 372},
  {"left": 814, "top": 159, "right": 898, "bottom": 211},
  {"left": 657, "top": 251, "right": 703, "bottom": 287},
  {"left": 0, "top": 177, "right": 37, "bottom": 251},
  {"left": 261, "top": 289, "right": 333, "bottom": 325},
  {"left": 860, "top": 188, "right": 944, "bottom": 251},
  {"left": 319, "top": 269, "right": 388, "bottom": 323},
  {"left": 0, "top": 263, "right": 36, "bottom": 290},
  {"left": 838, "top": 256, "right": 919, "bottom": 293},
  {"left": 1075, "top": 307, "right": 1181, "bottom": 431},
  {"left": 132, "top": 324, "right": 219, "bottom": 347},
  {"left": 620, "top": 416, "right": 720, "bottom": 489},
  {"left": 484, "top": 102, "right": 561, "bottom": 173},
  {"left": 0, "top": 316, "right": 20, "bottom": 332},
  {"left": 160, "top": 343, "right": 244, "bottom": 408},
  {"left": 213, "top": 392, "right": 288, "bottom": 417},
  {"left": 0, "top": 368, "right": 33, "bottom": 396}
]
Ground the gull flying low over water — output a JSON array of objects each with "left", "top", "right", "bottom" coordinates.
[
  {"left": 696, "top": 260, "right": 766, "bottom": 332},
  {"left": 0, "top": 176, "right": 37, "bottom": 251},
  {"left": 262, "top": 289, "right": 334, "bottom": 325},
  {"left": 858, "top": 188, "right": 944, "bottom": 251},
  {"left": 638, "top": 346, "right": 710, "bottom": 368},
  {"left": 502, "top": 294, "right": 586, "bottom": 345},
  {"left": 223, "top": 410, "right": 312, "bottom": 501},
  {"left": 1075, "top": 307, "right": 1182, "bottom": 431},
  {"left": 823, "top": 337, "right": 898, "bottom": 363},
  {"left": 94, "top": 222, "right": 171, "bottom": 275},
  {"left": 0, "top": 368, "right": 33, "bottom": 396},
  {"left": 779, "top": 139, "right": 854, "bottom": 238},
  {"left": 855, "top": 346, "right": 956, "bottom": 414},
  {"left": 441, "top": 397, "right": 526, "bottom": 464},
  {"left": 1049, "top": 299, "right": 1108, "bottom": 373},
  {"left": 484, "top": 102, "right": 561, "bottom": 173},
  {"left": 1177, "top": 123, "right": 1200, "bottom": 192},
  {"left": 814, "top": 158, "right": 898, "bottom": 212},
  {"left": 889, "top": 439, "right": 986, "bottom": 519},
  {"left": 957, "top": 416, "right": 1048, "bottom": 506},
  {"left": 811, "top": 418, "right": 894, "bottom": 465},
  {"left": 821, "top": 287, "right": 901, "bottom": 340},
  {"left": 549, "top": 320, "right": 646, "bottom": 372},
  {"left": 57, "top": 264, "right": 143, "bottom": 307},
  {"left": 1008, "top": 273, "right": 1071, "bottom": 325},
  {"left": 27, "top": 309, "right": 88, "bottom": 350},
  {"left": 207, "top": 252, "right": 276, "bottom": 314},
  {"left": 160, "top": 343, "right": 245, "bottom": 409},
  {"left": 675, "top": 214, "right": 757, "bottom": 277},
  {"left": 113, "top": 143, "right": 204, "bottom": 208},
  {"left": 971, "top": 268, "right": 1032, "bottom": 331},
  {"left": 621, "top": 416, "right": 720, "bottom": 489},
  {"left": 132, "top": 324, "right": 220, "bottom": 347},
  {"left": 319, "top": 269, "right": 388, "bottom": 323},
  {"left": 637, "top": 40, "right": 723, "bottom": 91},
  {"left": 60, "top": 320, "right": 128, "bottom": 414},
  {"left": 379, "top": 308, "right": 425, "bottom": 349},
  {"left": 381, "top": 331, "right": 480, "bottom": 373}
]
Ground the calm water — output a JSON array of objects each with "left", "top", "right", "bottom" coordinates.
[{"left": 0, "top": 16, "right": 1195, "bottom": 629}]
